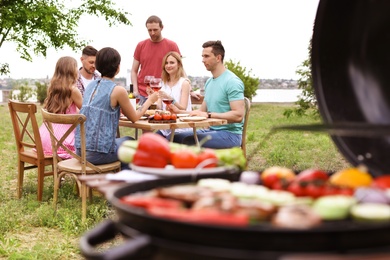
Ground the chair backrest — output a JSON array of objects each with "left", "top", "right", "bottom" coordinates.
[
  {"left": 8, "top": 100, "right": 45, "bottom": 158},
  {"left": 41, "top": 109, "right": 102, "bottom": 173},
  {"left": 241, "top": 97, "right": 251, "bottom": 158}
]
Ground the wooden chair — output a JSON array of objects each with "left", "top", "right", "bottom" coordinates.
[
  {"left": 241, "top": 97, "right": 251, "bottom": 158},
  {"left": 41, "top": 109, "right": 121, "bottom": 221},
  {"left": 8, "top": 100, "right": 54, "bottom": 201}
]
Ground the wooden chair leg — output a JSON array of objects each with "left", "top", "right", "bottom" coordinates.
[
  {"left": 17, "top": 160, "right": 24, "bottom": 199},
  {"left": 81, "top": 182, "right": 87, "bottom": 222},
  {"left": 37, "top": 163, "right": 45, "bottom": 201},
  {"left": 53, "top": 173, "right": 61, "bottom": 210}
]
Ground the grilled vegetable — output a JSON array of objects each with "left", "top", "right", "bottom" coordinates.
[{"left": 117, "top": 133, "right": 246, "bottom": 169}]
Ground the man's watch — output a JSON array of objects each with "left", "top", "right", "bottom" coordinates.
[{"left": 207, "top": 111, "right": 211, "bottom": 118}]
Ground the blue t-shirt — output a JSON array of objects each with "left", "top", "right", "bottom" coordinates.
[{"left": 204, "top": 69, "right": 244, "bottom": 134}]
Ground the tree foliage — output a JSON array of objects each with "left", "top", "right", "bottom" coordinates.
[
  {"left": 35, "top": 81, "right": 48, "bottom": 105},
  {"left": 284, "top": 39, "right": 319, "bottom": 118},
  {"left": 11, "top": 84, "right": 33, "bottom": 102},
  {"left": 225, "top": 59, "right": 259, "bottom": 100},
  {"left": 0, "top": 0, "right": 132, "bottom": 75}
]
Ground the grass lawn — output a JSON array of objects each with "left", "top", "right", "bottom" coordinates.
[{"left": 0, "top": 102, "right": 350, "bottom": 259}]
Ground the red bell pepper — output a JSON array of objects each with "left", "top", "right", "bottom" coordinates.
[
  {"left": 120, "top": 196, "right": 183, "bottom": 209},
  {"left": 147, "top": 207, "right": 249, "bottom": 226},
  {"left": 133, "top": 133, "right": 171, "bottom": 168}
]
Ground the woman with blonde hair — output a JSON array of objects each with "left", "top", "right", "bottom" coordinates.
[
  {"left": 156, "top": 51, "right": 192, "bottom": 140},
  {"left": 39, "top": 56, "right": 83, "bottom": 158}
]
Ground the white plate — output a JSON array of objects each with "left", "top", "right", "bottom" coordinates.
[
  {"left": 180, "top": 116, "right": 207, "bottom": 122},
  {"left": 120, "top": 116, "right": 147, "bottom": 121},
  {"left": 177, "top": 113, "right": 190, "bottom": 117},
  {"left": 130, "top": 164, "right": 228, "bottom": 177}
]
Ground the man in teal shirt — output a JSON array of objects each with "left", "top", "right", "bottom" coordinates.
[{"left": 170, "top": 40, "right": 245, "bottom": 148}]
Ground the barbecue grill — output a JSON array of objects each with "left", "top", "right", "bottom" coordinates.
[{"left": 80, "top": 0, "right": 390, "bottom": 259}]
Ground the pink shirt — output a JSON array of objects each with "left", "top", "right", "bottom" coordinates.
[
  {"left": 134, "top": 38, "right": 180, "bottom": 96},
  {"left": 39, "top": 103, "right": 78, "bottom": 159}
]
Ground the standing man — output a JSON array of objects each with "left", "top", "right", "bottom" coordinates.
[
  {"left": 76, "top": 45, "right": 100, "bottom": 97},
  {"left": 169, "top": 40, "right": 245, "bottom": 148},
  {"left": 131, "top": 15, "right": 200, "bottom": 105}
]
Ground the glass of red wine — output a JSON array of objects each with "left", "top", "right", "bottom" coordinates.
[
  {"left": 150, "top": 78, "right": 162, "bottom": 92},
  {"left": 144, "top": 75, "right": 154, "bottom": 87},
  {"left": 162, "top": 98, "right": 174, "bottom": 111}
]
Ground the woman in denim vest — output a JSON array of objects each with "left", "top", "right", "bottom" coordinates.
[{"left": 76, "top": 47, "right": 158, "bottom": 169}]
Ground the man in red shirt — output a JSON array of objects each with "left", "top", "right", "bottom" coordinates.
[
  {"left": 130, "top": 15, "right": 180, "bottom": 105},
  {"left": 131, "top": 15, "right": 201, "bottom": 105}
]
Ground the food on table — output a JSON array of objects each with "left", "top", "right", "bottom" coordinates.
[
  {"left": 329, "top": 166, "right": 373, "bottom": 188},
  {"left": 350, "top": 203, "right": 390, "bottom": 222},
  {"left": 312, "top": 195, "right": 357, "bottom": 220},
  {"left": 148, "top": 111, "right": 177, "bottom": 122},
  {"left": 272, "top": 204, "right": 322, "bottom": 229}
]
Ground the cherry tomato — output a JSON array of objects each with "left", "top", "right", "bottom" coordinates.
[
  {"left": 262, "top": 174, "right": 280, "bottom": 188},
  {"left": 171, "top": 149, "right": 199, "bottom": 168},
  {"left": 271, "top": 178, "right": 291, "bottom": 190},
  {"left": 296, "top": 169, "right": 329, "bottom": 184},
  {"left": 162, "top": 114, "right": 171, "bottom": 120},
  {"left": 287, "top": 181, "right": 306, "bottom": 197},
  {"left": 305, "top": 183, "right": 324, "bottom": 198},
  {"left": 337, "top": 186, "right": 354, "bottom": 196},
  {"left": 261, "top": 166, "right": 295, "bottom": 188},
  {"left": 322, "top": 185, "right": 340, "bottom": 196},
  {"left": 171, "top": 114, "right": 177, "bottom": 120},
  {"left": 154, "top": 113, "right": 162, "bottom": 120},
  {"left": 372, "top": 176, "right": 390, "bottom": 190},
  {"left": 197, "top": 148, "right": 218, "bottom": 168}
]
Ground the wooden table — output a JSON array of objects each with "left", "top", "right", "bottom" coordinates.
[{"left": 119, "top": 118, "right": 227, "bottom": 146}]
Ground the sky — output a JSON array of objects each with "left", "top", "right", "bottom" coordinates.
[{"left": 1, "top": 0, "right": 320, "bottom": 82}]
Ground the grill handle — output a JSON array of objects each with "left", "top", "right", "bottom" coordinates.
[{"left": 80, "top": 219, "right": 153, "bottom": 260}]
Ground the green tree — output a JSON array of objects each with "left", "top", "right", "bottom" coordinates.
[
  {"left": 225, "top": 59, "right": 259, "bottom": 100},
  {"left": 284, "top": 39, "right": 319, "bottom": 118},
  {"left": 36, "top": 81, "right": 48, "bottom": 105},
  {"left": 11, "top": 83, "right": 33, "bottom": 102},
  {"left": 0, "top": 0, "right": 132, "bottom": 75}
]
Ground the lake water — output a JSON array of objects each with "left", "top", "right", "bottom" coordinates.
[
  {"left": 1, "top": 89, "right": 303, "bottom": 103},
  {"left": 252, "top": 89, "right": 303, "bottom": 103}
]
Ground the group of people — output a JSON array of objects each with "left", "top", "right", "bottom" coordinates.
[{"left": 39, "top": 15, "right": 245, "bottom": 170}]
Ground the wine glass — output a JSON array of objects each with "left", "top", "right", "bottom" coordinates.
[
  {"left": 144, "top": 75, "right": 154, "bottom": 88},
  {"left": 150, "top": 78, "right": 162, "bottom": 92},
  {"left": 162, "top": 98, "right": 174, "bottom": 111}
]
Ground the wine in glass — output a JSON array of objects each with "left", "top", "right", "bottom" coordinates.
[
  {"left": 150, "top": 78, "right": 162, "bottom": 92},
  {"left": 144, "top": 75, "right": 154, "bottom": 88},
  {"left": 162, "top": 98, "right": 174, "bottom": 105}
]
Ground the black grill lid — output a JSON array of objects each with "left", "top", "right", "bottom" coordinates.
[{"left": 312, "top": 0, "right": 390, "bottom": 177}]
